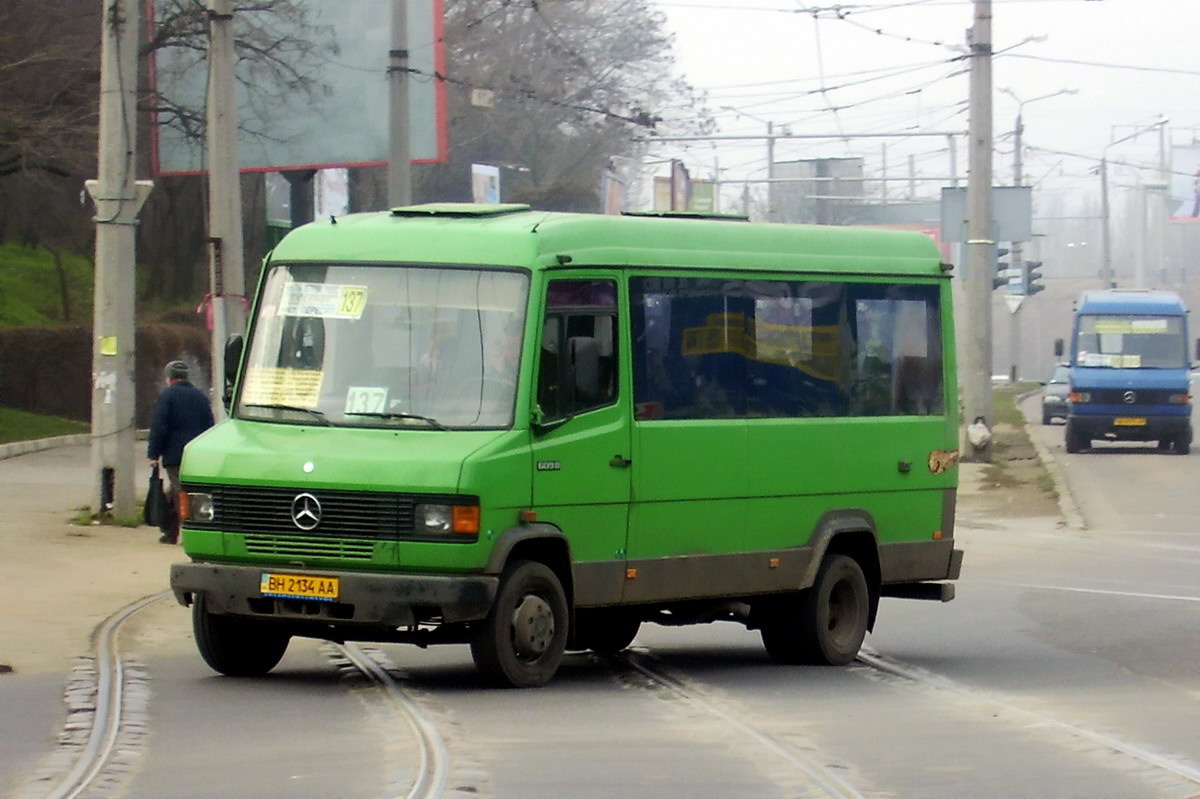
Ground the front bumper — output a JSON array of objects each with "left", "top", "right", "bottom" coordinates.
[
  {"left": 1067, "top": 412, "right": 1191, "bottom": 441},
  {"left": 171, "top": 562, "right": 498, "bottom": 627}
]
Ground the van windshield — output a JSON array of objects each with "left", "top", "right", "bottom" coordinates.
[
  {"left": 236, "top": 263, "right": 529, "bottom": 429},
  {"left": 1075, "top": 314, "right": 1187, "bottom": 369}
]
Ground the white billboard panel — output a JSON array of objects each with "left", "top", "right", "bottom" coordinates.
[
  {"left": 151, "top": 0, "right": 446, "bottom": 175},
  {"left": 1169, "top": 145, "right": 1200, "bottom": 220}
]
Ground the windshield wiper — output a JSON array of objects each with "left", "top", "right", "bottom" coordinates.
[
  {"left": 242, "top": 403, "right": 331, "bottom": 425},
  {"left": 345, "top": 411, "right": 446, "bottom": 430}
]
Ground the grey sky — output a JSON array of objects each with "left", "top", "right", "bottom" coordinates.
[{"left": 647, "top": 0, "right": 1199, "bottom": 212}]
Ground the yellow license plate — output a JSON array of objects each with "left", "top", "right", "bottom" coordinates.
[
  {"left": 260, "top": 573, "right": 339, "bottom": 602},
  {"left": 1113, "top": 417, "right": 1147, "bottom": 427}
]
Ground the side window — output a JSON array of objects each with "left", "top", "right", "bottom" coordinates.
[
  {"left": 537, "top": 279, "right": 618, "bottom": 420},
  {"left": 631, "top": 277, "right": 943, "bottom": 419}
]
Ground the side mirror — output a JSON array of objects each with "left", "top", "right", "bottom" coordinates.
[
  {"left": 223, "top": 334, "right": 243, "bottom": 409},
  {"left": 1054, "top": 338, "right": 1064, "bottom": 358}
]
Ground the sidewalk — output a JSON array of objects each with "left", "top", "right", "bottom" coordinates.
[{"left": 0, "top": 443, "right": 179, "bottom": 676}]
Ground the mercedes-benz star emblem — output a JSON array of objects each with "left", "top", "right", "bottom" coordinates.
[
  {"left": 291, "top": 493, "right": 322, "bottom": 531},
  {"left": 1123, "top": 391, "right": 1137, "bottom": 405}
]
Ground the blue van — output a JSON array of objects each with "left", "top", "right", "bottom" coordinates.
[{"left": 1059, "top": 290, "right": 1193, "bottom": 454}]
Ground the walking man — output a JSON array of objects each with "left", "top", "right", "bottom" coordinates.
[{"left": 148, "top": 360, "right": 214, "bottom": 544}]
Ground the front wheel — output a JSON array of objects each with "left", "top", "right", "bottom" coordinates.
[
  {"left": 760, "top": 554, "right": 869, "bottom": 666},
  {"left": 1065, "top": 427, "right": 1088, "bottom": 454},
  {"left": 470, "top": 560, "right": 569, "bottom": 687},
  {"left": 1176, "top": 432, "right": 1191, "bottom": 455},
  {"left": 192, "top": 595, "right": 290, "bottom": 677}
]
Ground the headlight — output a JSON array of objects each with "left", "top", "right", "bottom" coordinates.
[
  {"left": 1168, "top": 393, "right": 1191, "bottom": 404},
  {"left": 415, "top": 503, "right": 480, "bottom": 536},
  {"left": 1069, "top": 391, "right": 1090, "bottom": 403},
  {"left": 181, "top": 492, "right": 214, "bottom": 522}
]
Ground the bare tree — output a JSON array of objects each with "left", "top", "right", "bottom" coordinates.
[
  {"left": 417, "top": 0, "right": 713, "bottom": 208},
  {"left": 0, "top": 0, "right": 99, "bottom": 185}
]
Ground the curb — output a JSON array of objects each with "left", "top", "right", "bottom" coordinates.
[
  {"left": 0, "top": 434, "right": 91, "bottom": 461},
  {"left": 0, "top": 430, "right": 149, "bottom": 461},
  {"left": 1015, "top": 389, "right": 1087, "bottom": 531}
]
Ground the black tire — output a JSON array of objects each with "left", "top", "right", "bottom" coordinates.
[
  {"left": 1065, "top": 427, "right": 1087, "bottom": 454},
  {"left": 470, "top": 560, "right": 569, "bottom": 687},
  {"left": 1042, "top": 410, "right": 1051, "bottom": 426},
  {"left": 192, "top": 595, "right": 290, "bottom": 677},
  {"left": 760, "top": 554, "right": 869, "bottom": 666},
  {"left": 569, "top": 609, "right": 641, "bottom": 654},
  {"left": 1176, "top": 433, "right": 1191, "bottom": 455}
]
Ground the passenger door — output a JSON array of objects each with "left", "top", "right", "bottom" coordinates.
[{"left": 530, "top": 277, "right": 631, "bottom": 606}]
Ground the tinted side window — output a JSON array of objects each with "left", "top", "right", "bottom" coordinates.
[
  {"left": 630, "top": 277, "right": 942, "bottom": 419},
  {"left": 537, "top": 280, "right": 618, "bottom": 420}
]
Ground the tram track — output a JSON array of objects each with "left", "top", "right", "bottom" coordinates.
[
  {"left": 621, "top": 642, "right": 1200, "bottom": 799},
  {"left": 856, "top": 646, "right": 1200, "bottom": 793},
  {"left": 31, "top": 591, "right": 169, "bottom": 799},
  {"left": 24, "top": 596, "right": 451, "bottom": 799},
  {"left": 618, "top": 649, "right": 873, "bottom": 799},
  {"left": 24, "top": 588, "right": 1200, "bottom": 799},
  {"left": 334, "top": 643, "right": 451, "bottom": 799}
]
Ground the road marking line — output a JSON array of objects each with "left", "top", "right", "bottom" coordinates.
[{"left": 1001, "top": 582, "right": 1200, "bottom": 602}]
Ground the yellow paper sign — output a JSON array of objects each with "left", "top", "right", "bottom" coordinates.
[{"left": 241, "top": 367, "right": 324, "bottom": 407}]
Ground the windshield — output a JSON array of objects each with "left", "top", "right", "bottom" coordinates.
[
  {"left": 1075, "top": 314, "right": 1187, "bottom": 369},
  {"left": 1049, "top": 365, "right": 1069, "bottom": 383},
  {"left": 236, "top": 263, "right": 529, "bottom": 429}
]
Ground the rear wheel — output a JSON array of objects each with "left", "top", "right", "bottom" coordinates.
[
  {"left": 192, "top": 595, "right": 290, "bottom": 677},
  {"left": 569, "top": 609, "right": 641, "bottom": 654},
  {"left": 470, "top": 560, "right": 569, "bottom": 687},
  {"left": 760, "top": 554, "right": 869, "bottom": 666}
]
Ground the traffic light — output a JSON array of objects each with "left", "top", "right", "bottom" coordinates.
[
  {"left": 992, "top": 247, "right": 1011, "bottom": 290},
  {"left": 1023, "top": 260, "right": 1045, "bottom": 294}
]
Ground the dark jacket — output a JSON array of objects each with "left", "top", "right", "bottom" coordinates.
[{"left": 147, "top": 380, "right": 215, "bottom": 467}]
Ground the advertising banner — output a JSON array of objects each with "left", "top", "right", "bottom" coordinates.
[{"left": 1169, "top": 145, "right": 1200, "bottom": 220}]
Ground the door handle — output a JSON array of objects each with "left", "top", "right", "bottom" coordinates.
[{"left": 608, "top": 454, "right": 632, "bottom": 468}]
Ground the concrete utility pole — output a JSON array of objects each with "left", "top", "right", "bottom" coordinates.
[
  {"left": 1008, "top": 106, "right": 1024, "bottom": 384},
  {"left": 206, "top": 0, "right": 246, "bottom": 419},
  {"left": 387, "top": 0, "right": 412, "bottom": 207},
  {"left": 1100, "top": 116, "right": 1169, "bottom": 290},
  {"left": 961, "top": 0, "right": 994, "bottom": 461},
  {"left": 87, "top": 0, "right": 153, "bottom": 520}
]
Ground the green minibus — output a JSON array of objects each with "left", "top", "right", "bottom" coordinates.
[{"left": 170, "top": 204, "right": 963, "bottom": 687}]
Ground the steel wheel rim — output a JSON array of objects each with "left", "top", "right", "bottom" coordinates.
[{"left": 511, "top": 594, "right": 555, "bottom": 660}]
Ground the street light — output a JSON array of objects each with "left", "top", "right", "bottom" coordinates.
[
  {"left": 1099, "top": 115, "right": 1169, "bottom": 289},
  {"left": 996, "top": 87, "right": 1076, "bottom": 382},
  {"left": 998, "top": 87, "right": 1077, "bottom": 188},
  {"left": 720, "top": 106, "right": 784, "bottom": 221}
]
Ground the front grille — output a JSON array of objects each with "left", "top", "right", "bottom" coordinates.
[
  {"left": 182, "top": 484, "right": 469, "bottom": 540},
  {"left": 243, "top": 534, "right": 375, "bottom": 560},
  {"left": 1089, "top": 389, "right": 1174, "bottom": 407}
]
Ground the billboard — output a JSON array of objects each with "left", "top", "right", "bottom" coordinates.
[
  {"left": 1169, "top": 145, "right": 1200, "bottom": 220},
  {"left": 150, "top": 0, "right": 447, "bottom": 175}
]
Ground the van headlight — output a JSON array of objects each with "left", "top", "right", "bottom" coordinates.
[
  {"left": 181, "top": 492, "right": 214, "bottom": 522},
  {"left": 415, "top": 503, "right": 480, "bottom": 536}
]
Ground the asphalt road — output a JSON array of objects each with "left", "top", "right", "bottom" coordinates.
[{"left": 3, "top": 429, "right": 1200, "bottom": 798}]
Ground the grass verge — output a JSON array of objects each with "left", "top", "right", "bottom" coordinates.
[{"left": 0, "top": 407, "right": 88, "bottom": 445}]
